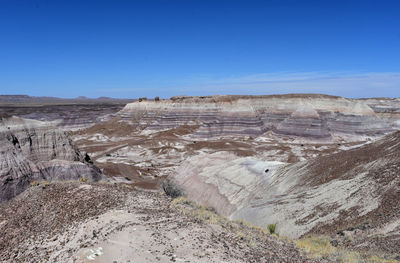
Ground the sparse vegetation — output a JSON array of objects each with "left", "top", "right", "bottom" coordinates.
[
  {"left": 296, "top": 236, "right": 400, "bottom": 263},
  {"left": 30, "top": 180, "right": 50, "bottom": 188},
  {"left": 41, "top": 181, "right": 50, "bottom": 188},
  {"left": 268, "top": 223, "right": 277, "bottom": 234},
  {"left": 138, "top": 97, "right": 147, "bottom": 102},
  {"left": 30, "top": 180, "right": 40, "bottom": 186},
  {"left": 172, "top": 196, "right": 278, "bottom": 246},
  {"left": 79, "top": 177, "right": 89, "bottom": 182},
  {"left": 173, "top": 197, "right": 400, "bottom": 262},
  {"left": 155, "top": 96, "right": 160, "bottom": 101},
  {"left": 172, "top": 196, "right": 229, "bottom": 225},
  {"left": 162, "top": 179, "right": 184, "bottom": 198}
]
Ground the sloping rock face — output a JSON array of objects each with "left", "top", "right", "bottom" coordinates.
[
  {"left": 172, "top": 131, "right": 400, "bottom": 248},
  {"left": 0, "top": 116, "right": 102, "bottom": 203},
  {"left": 119, "top": 94, "right": 400, "bottom": 140}
]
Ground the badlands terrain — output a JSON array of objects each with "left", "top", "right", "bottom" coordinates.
[
  {"left": 0, "top": 95, "right": 132, "bottom": 130},
  {"left": 0, "top": 94, "right": 400, "bottom": 262}
]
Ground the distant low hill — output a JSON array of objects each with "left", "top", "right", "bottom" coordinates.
[{"left": 0, "top": 95, "right": 134, "bottom": 105}]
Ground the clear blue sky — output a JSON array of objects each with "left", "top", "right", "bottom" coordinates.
[{"left": 0, "top": 0, "right": 399, "bottom": 98}]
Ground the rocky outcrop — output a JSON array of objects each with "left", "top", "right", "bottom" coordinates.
[
  {"left": 119, "top": 94, "right": 400, "bottom": 140},
  {"left": 0, "top": 116, "right": 103, "bottom": 203},
  {"left": 172, "top": 131, "right": 400, "bottom": 242}
]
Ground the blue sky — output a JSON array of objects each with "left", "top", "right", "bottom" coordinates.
[{"left": 0, "top": 0, "right": 399, "bottom": 98}]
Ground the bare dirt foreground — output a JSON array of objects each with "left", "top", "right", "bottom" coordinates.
[{"left": 0, "top": 182, "right": 320, "bottom": 263}]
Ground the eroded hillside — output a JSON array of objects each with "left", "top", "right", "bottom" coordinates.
[
  {"left": 69, "top": 94, "right": 400, "bottom": 259},
  {"left": 0, "top": 182, "right": 322, "bottom": 263},
  {"left": 1, "top": 94, "right": 399, "bottom": 262},
  {"left": 171, "top": 131, "right": 400, "bottom": 254},
  {"left": 72, "top": 94, "right": 400, "bottom": 190},
  {"left": 0, "top": 116, "right": 102, "bottom": 203}
]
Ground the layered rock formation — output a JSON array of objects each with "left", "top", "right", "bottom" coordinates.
[
  {"left": 0, "top": 95, "right": 133, "bottom": 131},
  {"left": 119, "top": 94, "right": 400, "bottom": 140},
  {"left": 172, "top": 130, "right": 400, "bottom": 248},
  {"left": 0, "top": 103, "right": 129, "bottom": 131},
  {"left": 0, "top": 116, "right": 103, "bottom": 203}
]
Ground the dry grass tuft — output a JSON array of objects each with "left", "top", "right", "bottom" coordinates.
[
  {"left": 172, "top": 197, "right": 223, "bottom": 224},
  {"left": 79, "top": 177, "right": 89, "bottom": 183},
  {"left": 30, "top": 180, "right": 50, "bottom": 188},
  {"left": 172, "top": 197, "right": 278, "bottom": 246},
  {"left": 296, "top": 236, "right": 400, "bottom": 263},
  {"left": 40, "top": 181, "right": 50, "bottom": 188},
  {"left": 30, "top": 181, "right": 40, "bottom": 186}
]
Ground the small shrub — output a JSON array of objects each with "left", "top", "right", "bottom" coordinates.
[
  {"left": 79, "top": 177, "right": 89, "bottom": 183},
  {"left": 172, "top": 196, "right": 194, "bottom": 206},
  {"left": 172, "top": 197, "right": 222, "bottom": 224},
  {"left": 267, "top": 223, "right": 277, "bottom": 234},
  {"left": 204, "top": 206, "right": 217, "bottom": 213},
  {"left": 162, "top": 179, "right": 184, "bottom": 198},
  {"left": 41, "top": 181, "right": 50, "bottom": 189},
  {"left": 30, "top": 180, "right": 40, "bottom": 186},
  {"left": 30, "top": 180, "right": 51, "bottom": 188},
  {"left": 155, "top": 96, "right": 160, "bottom": 101}
]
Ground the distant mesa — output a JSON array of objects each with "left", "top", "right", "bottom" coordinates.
[
  {"left": 0, "top": 94, "right": 134, "bottom": 105},
  {"left": 119, "top": 94, "right": 400, "bottom": 140},
  {"left": 75, "top": 96, "right": 89, "bottom": 100}
]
